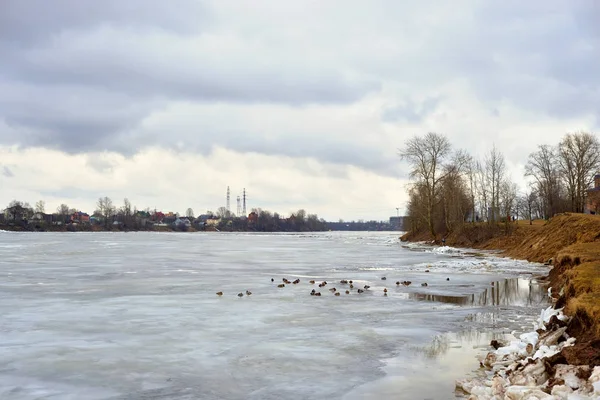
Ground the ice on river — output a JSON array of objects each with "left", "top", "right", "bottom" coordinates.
[{"left": 0, "top": 231, "right": 550, "bottom": 399}]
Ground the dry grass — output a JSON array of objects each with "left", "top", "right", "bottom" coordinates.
[
  {"left": 503, "top": 213, "right": 600, "bottom": 263},
  {"left": 558, "top": 243, "right": 600, "bottom": 336}
]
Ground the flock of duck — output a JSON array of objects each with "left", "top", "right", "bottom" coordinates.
[{"left": 216, "top": 269, "right": 450, "bottom": 298}]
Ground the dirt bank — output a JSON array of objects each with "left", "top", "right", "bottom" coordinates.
[{"left": 401, "top": 213, "right": 600, "bottom": 367}]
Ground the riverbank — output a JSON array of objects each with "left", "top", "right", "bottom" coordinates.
[{"left": 401, "top": 213, "right": 600, "bottom": 397}]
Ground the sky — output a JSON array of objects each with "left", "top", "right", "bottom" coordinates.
[{"left": 1, "top": 1, "right": 599, "bottom": 221}]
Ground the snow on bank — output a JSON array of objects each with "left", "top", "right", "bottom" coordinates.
[
  {"left": 430, "top": 245, "right": 463, "bottom": 254},
  {"left": 456, "top": 306, "right": 600, "bottom": 399}
]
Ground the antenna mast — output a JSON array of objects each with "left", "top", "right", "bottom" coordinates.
[
  {"left": 242, "top": 188, "right": 247, "bottom": 216},
  {"left": 226, "top": 186, "right": 230, "bottom": 214}
]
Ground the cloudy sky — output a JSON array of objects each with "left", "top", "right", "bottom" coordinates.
[{"left": 1, "top": 1, "right": 598, "bottom": 221}]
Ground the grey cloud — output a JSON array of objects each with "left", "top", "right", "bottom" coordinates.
[
  {"left": 0, "top": 83, "right": 163, "bottom": 154},
  {"left": 2, "top": 43, "right": 378, "bottom": 106},
  {"left": 0, "top": 0, "right": 598, "bottom": 175},
  {"left": 382, "top": 97, "right": 441, "bottom": 123},
  {"left": 2, "top": 166, "right": 14, "bottom": 178},
  {"left": 0, "top": 0, "right": 208, "bottom": 44}
]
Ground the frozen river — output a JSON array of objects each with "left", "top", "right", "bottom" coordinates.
[{"left": 0, "top": 231, "right": 550, "bottom": 399}]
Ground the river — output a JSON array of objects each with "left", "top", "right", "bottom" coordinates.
[{"left": 0, "top": 231, "right": 550, "bottom": 399}]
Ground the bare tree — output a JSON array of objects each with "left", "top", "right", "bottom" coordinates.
[
  {"left": 57, "top": 204, "right": 69, "bottom": 215},
  {"left": 186, "top": 208, "right": 195, "bottom": 218},
  {"left": 475, "top": 160, "right": 489, "bottom": 222},
  {"left": 484, "top": 145, "right": 505, "bottom": 222},
  {"left": 517, "top": 188, "right": 537, "bottom": 225},
  {"left": 399, "top": 132, "right": 452, "bottom": 237},
  {"left": 525, "top": 144, "right": 561, "bottom": 218},
  {"left": 97, "top": 197, "right": 115, "bottom": 228},
  {"left": 557, "top": 132, "right": 600, "bottom": 212},
  {"left": 5, "top": 200, "right": 31, "bottom": 222},
  {"left": 500, "top": 180, "right": 518, "bottom": 227},
  {"left": 465, "top": 155, "right": 478, "bottom": 223},
  {"left": 121, "top": 198, "right": 133, "bottom": 227},
  {"left": 35, "top": 200, "right": 45, "bottom": 214},
  {"left": 216, "top": 206, "right": 230, "bottom": 219}
]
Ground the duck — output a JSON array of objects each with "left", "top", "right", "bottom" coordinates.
[
  {"left": 329, "top": 288, "right": 337, "bottom": 292},
  {"left": 402, "top": 281, "right": 412, "bottom": 286},
  {"left": 446, "top": 278, "right": 450, "bottom": 281},
  {"left": 246, "top": 290, "right": 252, "bottom": 296},
  {"left": 345, "top": 290, "right": 350, "bottom": 294},
  {"left": 425, "top": 269, "right": 430, "bottom": 273},
  {"left": 349, "top": 284, "right": 354, "bottom": 289},
  {"left": 340, "top": 279, "right": 348, "bottom": 284},
  {"left": 293, "top": 279, "right": 300, "bottom": 284},
  {"left": 311, "top": 289, "right": 316, "bottom": 295},
  {"left": 216, "top": 291, "right": 223, "bottom": 296},
  {"left": 237, "top": 293, "right": 244, "bottom": 297},
  {"left": 278, "top": 284, "right": 285, "bottom": 288},
  {"left": 381, "top": 277, "right": 387, "bottom": 280},
  {"left": 357, "top": 289, "right": 364, "bottom": 293},
  {"left": 318, "top": 283, "right": 325, "bottom": 288},
  {"left": 349, "top": 280, "right": 353, "bottom": 284},
  {"left": 271, "top": 278, "right": 274, "bottom": 282},
  {"left": 309, "top": 280, "right": 316, "bottom": 284},
  {"left": 383, "top": 288, "right": 388, "bottom": 293},
  {"left": 421, "top": 283, "right": 428, "bottom": 287},
  {"left": 315, "top": 292, "right": 321, "bottom": 296},
  {"left": 321, "top": 281, "right": 328, "bottom": 286},
  {"left": 363, "top": 285, "right": 370, "bottom": 290},
  {"left": 396, "top": 281, "right": 400, "bottom": 286},
  {"left": 334, "top": 292, "right": 341, "bottom": 296}
]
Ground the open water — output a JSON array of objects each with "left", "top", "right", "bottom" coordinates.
[{"left": 0, "top": 231, "right": 550, "bottom": 399}]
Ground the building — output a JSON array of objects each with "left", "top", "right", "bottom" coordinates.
[
  {"left": 585, "top": 174, "right": 600, "bottom": 214},
  {"left": 389, "top": 216, "right": 407, "bottom": 231},
  {"left": 71, "top": 211, "right": 90, "bottom": 223}
]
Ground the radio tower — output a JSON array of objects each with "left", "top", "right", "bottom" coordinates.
[
  {"left": 226, "top": 186, "right": 230, "bottom": 214},
  {"left": 236, "top": 196, "right": 241, "bottom": 216},
  {"left": 242, "top": 188, "right": 247, "bottom": 216}
]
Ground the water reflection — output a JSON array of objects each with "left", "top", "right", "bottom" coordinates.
[
  {"left": 418, "top": 329, "right": 508, "bottom": 359},
  {"left": 409, "top": 278, "right": 548, "bottom": 307}
]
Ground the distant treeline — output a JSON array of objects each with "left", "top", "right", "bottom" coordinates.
[
  {"left": 326, "top": 221, "right": 397, "bottom": 231},
  {"left": 1, "top": 198, "right": 393, "bottom": 232}
]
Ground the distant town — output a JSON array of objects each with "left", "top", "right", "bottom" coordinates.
[{"left": 1, "top": 191, "right": 407, "bottom": 233}]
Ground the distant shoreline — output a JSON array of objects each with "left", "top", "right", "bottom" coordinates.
[{"left": 0, "top": 225, "right": 401, "bottom": 234}]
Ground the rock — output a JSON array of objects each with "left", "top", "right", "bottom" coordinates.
[
  {"left": 550, "top": 384, "right": 573, "bottom": 398},
  {"left": 504, "top": 385, "right": 554, "bottom": 399},
  {"left": 547, "top": 314, "right": 568, "bottom": 329},
  {"left": 490, "top": 339, "right": 506, "bottom": 350},
  {"left": 491, "top": 376, "right": 507, "bottom": 396},
  {"left": 483, "top": 352, "right": 497, "bottom": 368},
  {"left": 554, "top": 364, "right": 590, "bottom": 391},
  {"left": 543, "top": 351, "right": 568, "bottom": 377},
  {"left": 526, "top": 343, "right": 534, "bottom": 355},
  {"left": 539, "top": 327, "right": 567, "bottom": 347}
]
